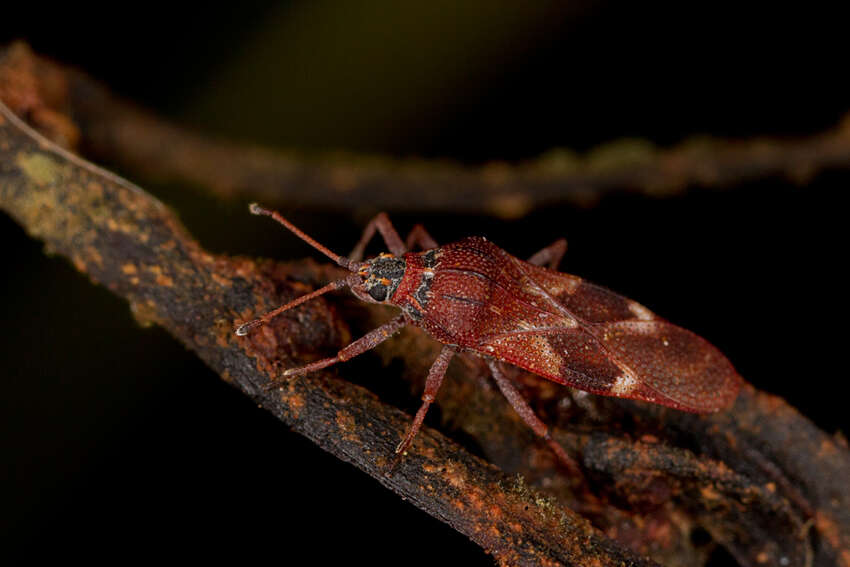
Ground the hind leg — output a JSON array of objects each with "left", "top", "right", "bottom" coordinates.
[
  {"left": 527, "top": 238, "right": 567, "bottom": 270},
  {"left": 404, "top": 224, "right": 439, "bottom": 251},
  {"left": 486, "top": 359, "right": 581, "bottom": 476}
]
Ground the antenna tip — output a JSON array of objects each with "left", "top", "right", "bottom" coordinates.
[
  {"left": 248, "top": 203, "right": 266, "bottom": 216},
  {"left": 235, "top": 320, "right": 263, "bottom": 336}
]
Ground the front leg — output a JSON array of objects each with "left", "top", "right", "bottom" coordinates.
[
  {"left": 264, "top": 315, "right": 407, "bottom": 387},
  {"left": 349, "top": 212, "right": 407, "bottom": 261}
]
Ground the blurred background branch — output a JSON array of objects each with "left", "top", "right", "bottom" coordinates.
[{"left": 4, "top": 42, "right": 850, "bottom": 218}]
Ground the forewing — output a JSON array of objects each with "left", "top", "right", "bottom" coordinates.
[
  {"left": 476, "top": 260, "right": 741, "bottom": 413},
  {"left": 597, "top": 320, "right": 741, "bottom": 412},
  {"left": 478, "top": 329, "right": 629, "bottom": 396}
]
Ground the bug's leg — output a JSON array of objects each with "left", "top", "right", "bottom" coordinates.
[
  {"left": 349, "top": 212, "right": 407, "bottom": 261},
  {"left": 236, "top": 277, "right": 355, "bottom": 336},
  {"left": 265, "top": 315, "right": 407, "bottom": 389},
  {"left": 404, "top": 224, "right": 439, "bottom": 251},
  {"left": 393, "top": 345, "right": 455, "bottom": 458},
  {"left": 486, "top": 359, "right": 582, "bottom": 476},
  {"left": 527, "top": 238, "right": 568, "bottom": 270}
]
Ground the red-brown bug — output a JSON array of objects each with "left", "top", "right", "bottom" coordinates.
[{"left": 236, "top": 204, "right": 741, "bottom": 465}]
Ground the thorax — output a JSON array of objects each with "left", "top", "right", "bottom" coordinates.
[{"left": 390, "top": 238, "right": 512, "bottom": 345}]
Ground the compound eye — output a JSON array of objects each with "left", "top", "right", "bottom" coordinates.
[{"left": 368, "top": 283, "right": 388, "bottom": 301}]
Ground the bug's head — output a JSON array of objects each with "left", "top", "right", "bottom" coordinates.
[
  {"left": 351, "top": 253, "right": 406, "bottom": 304},
  {"left": 236, "top": 205, "right": 411, "bottom": 336}
]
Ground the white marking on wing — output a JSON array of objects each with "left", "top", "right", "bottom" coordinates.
[
  {"left": 610, "top": 372, "right": 639, "bottom": 395},
  {"left": 628, "top": 300, "right": 655, "bottom": 321}
]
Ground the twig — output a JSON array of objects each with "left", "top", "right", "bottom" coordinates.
[{"left": 3, "top": 42, "right": 850, "bottom": 218}]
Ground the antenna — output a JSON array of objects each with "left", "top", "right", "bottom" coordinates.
[
  {"left": 236, "top": 205, "right": 367, "bottom": 336},
  {"left": 248, "top": 203, "right": 363, "bottom": 271}
]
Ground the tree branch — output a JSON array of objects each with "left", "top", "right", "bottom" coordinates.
[{"left": 4, "top": 41, "right": 850, "bottom": 218}]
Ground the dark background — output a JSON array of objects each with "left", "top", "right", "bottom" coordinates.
[{"left": 2, "top": 2, "right": 847, "bottom": 565}]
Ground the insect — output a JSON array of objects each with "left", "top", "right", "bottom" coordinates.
[{"left": 236, "top": 204, "right": 742, "bottom": 466}]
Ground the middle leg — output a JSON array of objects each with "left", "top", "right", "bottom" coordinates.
[{"left": 394, "top": 345, "right": 455, "bottom": 456}]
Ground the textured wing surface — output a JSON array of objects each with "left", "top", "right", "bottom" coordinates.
[{"left": 475, "top": 258, "right": 741, "bottom": 413}]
